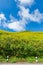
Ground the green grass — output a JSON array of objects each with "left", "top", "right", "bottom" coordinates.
[
  {"left": 0, "top": 30, "right": 43, "bottom": 63},
  {"left": 0, "top": 56, "right": 7, "bottom": 63},
  {"left": 26, "top": 57, "right": 43, "bottom": 63},
  {"left": 0, "top": 30, "right": 43, "bottom": 40},
  {"left": 0, "top": 56, "right": 43, "bottom": 63},
  {"left": 38, "top": 57, "right": 43, "bottom": 63},
  {"left": 26, "top": 57, "right": 36, "bottom": 63}
]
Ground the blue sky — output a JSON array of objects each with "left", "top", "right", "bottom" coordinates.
[{"left": 0, "top": 0, "right": 43, "bottom": 32}]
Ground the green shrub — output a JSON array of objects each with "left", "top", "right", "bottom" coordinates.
[{"left": 0, "top": 31, "right": 43, "bottom": 58}]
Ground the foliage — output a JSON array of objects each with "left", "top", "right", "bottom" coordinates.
[{"left": 0, "top": 30, "right": 43, "bottom": 58}]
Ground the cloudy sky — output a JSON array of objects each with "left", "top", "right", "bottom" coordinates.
[{"left": 0, "top": 0, "right": 43, "bottom": 32}]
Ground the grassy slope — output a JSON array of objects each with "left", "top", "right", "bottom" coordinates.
[
  {"left": 0, "top": 30, "right": 43, "bottom": 63},
  {"left": 0, "top": 30, "right": 43, "bottom": 40}
]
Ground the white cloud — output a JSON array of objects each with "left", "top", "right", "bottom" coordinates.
[
  {"left": 15, "top": 0, "right": 34, "bottom": 6},
  {"left": 0, "top": 8, "right": 43, "bottom": 31},
  {"left": 18, "top": 6, "right": 30, "bottom": 20},
  {"left": 0, "top": 13, "right": 26, "bottom": 31},
  {"left": 7, "top": 15, "right": 26, "bottom": 31},
  {"left": 15, "top": 0, "right": 43, "bottom": 23},
  {"left": 0, "top": 13, "right": 6, "bottom": 20},
  {"left": 7, "top": 7, "right": 43, "bottom": 31},
  {"left": 0, "top": 13, "right": 7, "bottom": 27},
  {"left": 8, "top": 22, "right": 25, "bottom": 31},
  {"left": 29, "top": 9, "right": 43, "bottom": 22},
  {"left": 0, "top": 0, "right": 43, "bottom": 32},
  {"left": 18, "top": 6, "right": 43, "bottom": 22},
  {"left": 8, "top": 18, "right": 26, "bottom": 31}
]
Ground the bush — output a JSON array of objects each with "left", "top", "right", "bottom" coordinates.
[{"left": 0, "top": 31, "right": 43, "bottom": 58}]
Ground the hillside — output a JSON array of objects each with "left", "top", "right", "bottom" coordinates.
[
  {"left": 0, "top": 30, "right": 43, "bottom": 40},
  {"left": 0, "top": 30, "right": 43, "bottom": 62}
]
